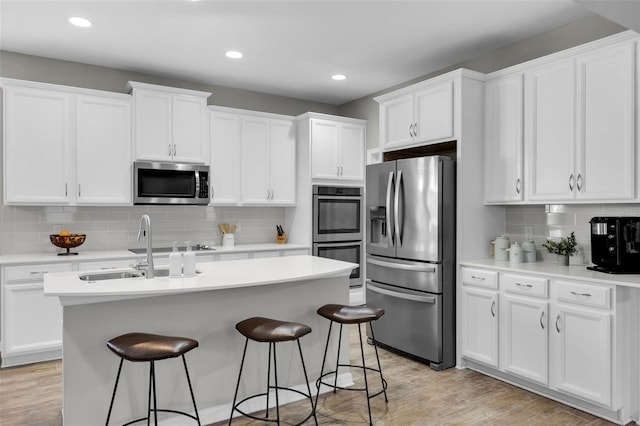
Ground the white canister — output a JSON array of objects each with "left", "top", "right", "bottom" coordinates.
[
  {"left": 494, "top": 236, "right": 510, "bottom": 261},
  {"left": 522, "top": 240, "right": 536, "bottom": 263},
  {"left": 222, "top": 233, "right": 235, "bottom": 249},
  {"left": 508, "top": 242, "right": 523, "bottom": 264}
]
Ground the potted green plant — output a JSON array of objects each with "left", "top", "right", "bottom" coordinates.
[{"left": 542, "top": 232, "right": 577, "bottom": 266}]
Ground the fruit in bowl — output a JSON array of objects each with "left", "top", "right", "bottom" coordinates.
[{"left": 50, "top": 232, "right": 86, "bottom": 255}]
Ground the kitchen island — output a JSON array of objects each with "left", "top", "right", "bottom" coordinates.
[{"left": 44, "top": 255, "right": 356, "bottom": 426}]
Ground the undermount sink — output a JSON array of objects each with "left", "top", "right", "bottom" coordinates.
[{"left": 79, "top": 271, "right": 144, "bottom": 282}]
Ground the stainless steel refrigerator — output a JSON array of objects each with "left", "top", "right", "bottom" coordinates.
[{"left": 366, "top": 155, "right": 455, "bottom": 370}]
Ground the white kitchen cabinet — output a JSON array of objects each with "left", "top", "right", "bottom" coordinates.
[
  {"left": 377, "top": 80, "right": 454, "bottom": 150},
  {"left": 526, "top": 40, "right": 635, "bottom": 203},
  {"left": 1, "top": 262, "right": 72, "bottom": 368},
  {"left": 75, "top": 94, "right": 132, "bottom": 204},
  {"left": 550, "top": 280, "right": 613, "bottom": 407},
  {"left": 209, "top": 109, "right": 242, "bottom": 205},
  {"left": 2, "top": 79, "right": 132, "bottom": 206},
  {"left": 310, "top": 118, "right": 365, "bottom": 181},
  {"left": 241, "top": 116, "right": 296, "bottom": 205},
  {"left": 484, "top": 74, "right": 524, "bottom": 203},
  {"left": 128, "top": 81, "right": 210, "bottom": 164}
]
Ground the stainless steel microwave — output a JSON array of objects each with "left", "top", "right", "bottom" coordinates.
[{"left": 133, "top": 161, "right": 210, "bottom": 205}]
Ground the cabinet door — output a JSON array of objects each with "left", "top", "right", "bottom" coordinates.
[
  {"left": 339, "top": 123, "right": 365, "bottom": 181},
  {"left": 484, "top": 74, "right": 524, "bottom": 203},
  {"left": 576, "top": 42, "right": 635, "bottom": 201},
  {"left": 133, "top": 89, "right": 172, "bottom": 161},
  {"left": 241, "top": 116, "right": 270, "bottom": 203},
  {"left": 4, "top": 87, "right": 71, "bottom": 204},
  {"left": 527, "top": 59, "right": 576, "bottom": 202},
  {"left": 269, "top": 119, "right": 296, "bottom": 204},
  {"left": 311, "top": 119, "right": 340, "bottom": 180},
  {"left": 172, "top": 95, "right": 208, "bottom": 163},
  {"left": 550, "top": 305, "right": 611, "bottom": 407},
  {"left": 209, "top": 111, "right": 242, "bottom": 204},
  {"left": 501, "top": 294, "right": 548, "bottom": 385},
  {"left": 381, "top": 93, "right": 414, "bottom": 149},
  {"left": 461, "top": 286, "right": 499, "bottom": 368},
  {"left": 3, "top": 283, "right": 62, "bottom": 362},
  {"left": 76, "top": 95, "right": 132, "bottom": 204},
  {"left": 414, "top": 81, "right": 454, "bottom": 144}
]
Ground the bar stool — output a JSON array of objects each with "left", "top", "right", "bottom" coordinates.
[
  {"left": 105, "top": 332, "right": 201, "bottom": 426},
  {"left": 314, "top": 304, "right": 388, "bottom": 425},
  {"left": 229, "top": 317, "right": 317, "bottom": 425}
]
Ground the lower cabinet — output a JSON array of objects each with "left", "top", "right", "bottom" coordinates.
[{"left": 460, "top": 266, "right": 630, "bottom": 422}]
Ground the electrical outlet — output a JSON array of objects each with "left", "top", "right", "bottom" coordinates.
[{"left": 53, "top": 224, "right": 62, "bottom": 234}]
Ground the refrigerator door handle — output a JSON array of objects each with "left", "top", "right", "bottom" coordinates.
[
  {"left": 394, "top": 169, "right": 403, "bottom": 246},
  {"left": 367, "top": 280, "right": 436, "bottom": 304},
  {"left": 367, "top": 256, "right": 437, "bottom": 272},
  {"left": 385, "top": 171, "right": 395, "bottom": 247}
]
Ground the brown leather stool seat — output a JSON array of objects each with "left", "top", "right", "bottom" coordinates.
[
  {"left": 105, "top": 332, "right": 200, "bottom": 425},
  {"left": 314, "top": 304, "right": 388, "bottom": 426},
  {"left": 229, "top": 317, "right": 317, "bottom": 425}
]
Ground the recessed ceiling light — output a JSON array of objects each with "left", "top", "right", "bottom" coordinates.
[
  {"left": 331, "top": 74, "right": 347, "bottom": 81},
  {"left": 68, "top": 17, "right": 92, "bottom": 28},
  {"left": 226, "top": 51, "right": 243, "bottom": 59}
]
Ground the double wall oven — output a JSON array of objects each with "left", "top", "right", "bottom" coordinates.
[{"left": 312, "top": 185, "right": 363, "bottom": 288}]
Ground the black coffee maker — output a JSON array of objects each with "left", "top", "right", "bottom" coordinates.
[{"left": 588, "top": 217, "right": 640, "bottom": 273}]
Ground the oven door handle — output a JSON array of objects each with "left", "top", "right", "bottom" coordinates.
[
  {"left": 367, "top": 280, "right": 436, "bottom": 304},
  {"left": 367, "top": 256, "right": 436, "bottom": 272}
]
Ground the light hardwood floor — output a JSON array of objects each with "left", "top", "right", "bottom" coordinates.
[{"left": 0, "top": 325, "right": 626, "bottom": 425}]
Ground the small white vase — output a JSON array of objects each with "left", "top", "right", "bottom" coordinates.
[{"left": 557, "top": 254, "right": 569, "bottom": 266}]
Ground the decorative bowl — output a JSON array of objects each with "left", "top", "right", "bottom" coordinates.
[{"left": 50, "top": 234, "right": 86, "bottom": 256}]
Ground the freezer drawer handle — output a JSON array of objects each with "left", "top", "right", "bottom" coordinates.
[
  {"left": 367, "top": 281, "right": 436, "bottom": 304},
  {"left": 367, "top": 257, "right": 436, "bottom": 272}
]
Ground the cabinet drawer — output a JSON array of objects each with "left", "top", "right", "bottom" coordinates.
[
  {"left": 461, "top": 268, "right": 497, "bottom": 289},
  {"left": 555, "top": 280, "right": 611, "bottom": 309},
  {"left": 4, "top": 263, "right": 73, "bottom": 282},
  {"left": 502, "top": 273, "right": 548, "bottom": 298}
]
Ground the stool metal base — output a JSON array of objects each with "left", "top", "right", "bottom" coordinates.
[
  {"left": 105, "top": 355, "right": 201, "bottom": 426},
  {"left": 229, "top": 338, "right": 317, "bottom": 426},
  {"left": 314, "top": 322, "right": 388, "bottom": 426}
]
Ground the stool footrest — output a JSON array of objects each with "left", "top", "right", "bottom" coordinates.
[
  {"left": 120, "top": 409, "right": 199, "bottom": 426},
  {"left": 232, "top": 388, "right": 315, "bottom": 426},
  {"left": 316, "top": 364, "right": 388, "bottom": 399}
]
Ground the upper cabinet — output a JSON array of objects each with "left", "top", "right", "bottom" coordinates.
[
  {"left": 375, "top": 78, "right": 455, "bottom": 151},
  {"left": 309, "top": 118, "right": 365, "bottom": 181},
  {"left": 2, "top": 79, "right": 132, "bottom": 206},
  {"left": 127, "top": 81, "right": 210, "bottom": 164},
  {"left": 209, "top": 106, "right": 296, "bottom": 206},
  {"left": 484, "top": 74, "right": 524, "bottom": 204}
]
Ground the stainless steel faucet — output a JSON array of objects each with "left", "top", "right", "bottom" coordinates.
[{"left": 137, "top": 214, "right": 154, "bottom": 278}]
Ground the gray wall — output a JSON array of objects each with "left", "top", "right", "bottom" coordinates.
[{"left": 337, "top": 14, "right": 627, "bottom": 149}]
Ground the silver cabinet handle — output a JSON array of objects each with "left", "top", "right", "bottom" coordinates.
[
  {"left": 556, "top": 314, "right": 561, "bottom": 333},
  {"left": 490, "top": 300, "right": 496, "bottom": 317},
  {"left": 385, "top": 171, "right": 394, "bottom": 247},
  {"left": 471, "top": 275, "right": 486, "bottom": 281},
  {"left": 516, "top": 282, "right": 533, "bottom": 289},
  {"left": 413, "top": 122, "right": 418, "bottom": 137},
  {"left": 516, "top": 178, "right": 521, "bottom": 195},
  {"left": 570, "top": 291, "right": 592, "bottom": 297},
  {"left": 78, "top": 183, "right": 81, "bottom": 197},
  {"left": 409, "top": 123, "right": 413, "bottom": 137},
  {"left": 30, "top": 271, "right": 46, "bottom": 275},
  {"left": 270, "top": 189, "right": 274, "bottom": 200},
  {"left": 540, "top": 311, "right": 545, "bottom": 330},
  {"left": 340, "top": 166, "right": 343, "bottom": 176},
  {"left": 173, "top": 144, "right": 177, "bottom": 156},
  {"left": 569, "top": 174, "right": 575, "bottom": 191},
  {"left": 576, "top": 173, "right": 583, "bottom": 192},
  {"left": 168, "top": 144, "right": 172, "bottom": 156},
  {"left": 337, "top": 166, "right": 340, "bottom": 176},
  {"left": 65, "top": 183, "right": 68, "bottom": 197},
  {"left": 211, "top": 185, "right": 214, "bottom": 199}
]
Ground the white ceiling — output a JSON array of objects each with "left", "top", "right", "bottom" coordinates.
[{"left": 0, "top": 1, "right": 602, "bottom": 105}]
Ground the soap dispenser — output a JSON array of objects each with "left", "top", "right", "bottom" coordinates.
[
  {"left": 183, "top": 241, "right": 196, "bottom": 276},
  {"left": 169, "top": 241, "right": 182, "bottom": 278}
]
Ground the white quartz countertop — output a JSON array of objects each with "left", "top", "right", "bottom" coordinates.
[
  {"left": 0, "top": 243, "right": 309, "bottom": 265},
  {"left": 44, "top": 255, "right": 355, "bottom": 305},
  {"left": 460, "top": 259, "right": 640, "bottom": 288}
]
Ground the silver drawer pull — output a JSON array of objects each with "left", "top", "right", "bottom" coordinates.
[
  {"left": 471, "top": 275, "right": 485, "bottom": 281},
  {"left": 490, "top": 300, "right": 496, "bottom": 317},
  {"left": 540, "top": 311, "right": 545, "bottom": 330},
  {"left": 516, "top": 282, "right": 533, "bottom": 288},
  {"left": 570, "top": 291, "right": 592, "bottom": 297},
  {"left": 30, "top": 271, "right": 46, "bottom": 275}
]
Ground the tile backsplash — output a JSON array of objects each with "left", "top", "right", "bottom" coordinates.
[
  {"left": 0, "top": 204, "right": 286, "bottom": 255},
  {"left": 503, "top": 204, "right": 640, "bottom": 264}
]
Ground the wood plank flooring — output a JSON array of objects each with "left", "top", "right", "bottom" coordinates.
[{"left": 0, "top": 325, "right": 627, "bottom": 425}]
